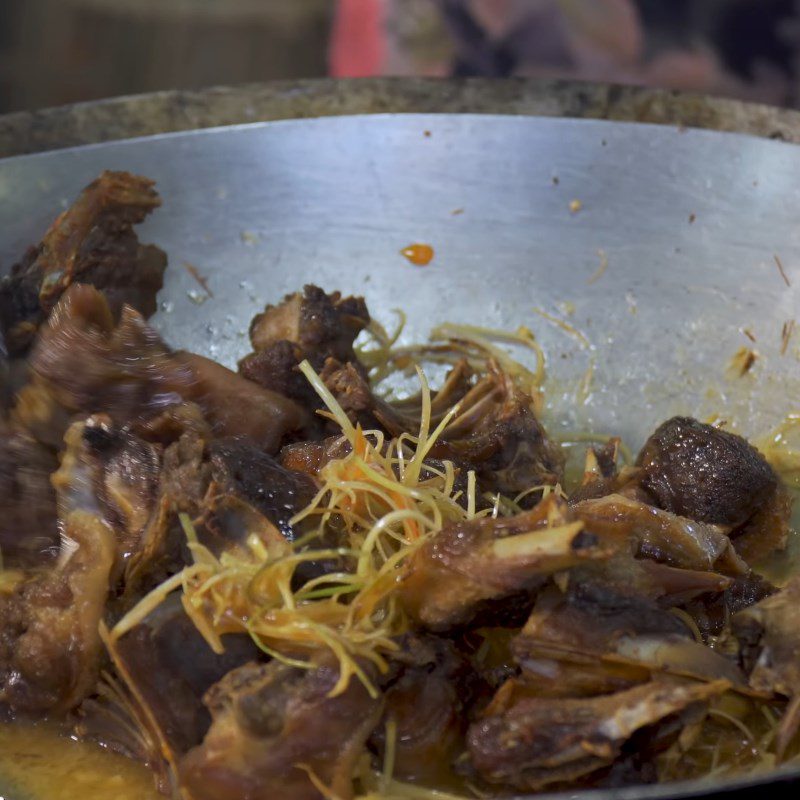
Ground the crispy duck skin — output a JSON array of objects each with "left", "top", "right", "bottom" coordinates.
[{"left": 0, "top": 171, "right": 166, "bottom": 356}]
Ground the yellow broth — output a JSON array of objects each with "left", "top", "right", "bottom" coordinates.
[{"left": 0, "top": 722, "right": 159, "bottom": 800}]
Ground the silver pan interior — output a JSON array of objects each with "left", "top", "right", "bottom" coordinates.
[{"left": 0, "top": 114, "right": 799, "bottom": 799}]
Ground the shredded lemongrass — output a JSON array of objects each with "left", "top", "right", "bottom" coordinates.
[
  {"left": 115, "top": 358, "right": 482, "bottom": 698},
  {"left": 381, "top": 718, "right": 398, "bottom": 792},
  {"left": 533, "top": 307, "right": 591, "bottom": 350}
]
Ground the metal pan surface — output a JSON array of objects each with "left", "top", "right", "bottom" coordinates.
[{"left": 0, "top": 113, "right": 799, "bottom": 799}]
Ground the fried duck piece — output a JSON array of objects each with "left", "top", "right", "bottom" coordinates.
[
  {"left": 397, "top": 495, "right": 615, "bottom": 631},
  {"left": 0, "top": 171, "right": 166, "bottom": 356},
  {"left": 83, "top": 594, "right": 260, "bottom": 793},
  {"left": 637, "top": 417, "right": 779, "bottom": 528},
  {"left": 513, "top": 581, "right": 746, "bottom": 699},
  {"left": 733, "top": 576, "right": 800, "bottom": 758},
  {"left": 467, "top": 677, "right": 729, "bottom": 791},
  {"left": 572, "top": 493, "right": 748, "bottom": 575},
  {"left": 16, "top": 285, "right": 308, "bottom": 451},
  {"left": 0, "top": 509, "right": 115, "bottom": 715},
  {"left": 179, "top": 659, "right": 383, "bottom": 800},
  {"left": 239, "top": 285, "right": 370, "bottom": 406}
]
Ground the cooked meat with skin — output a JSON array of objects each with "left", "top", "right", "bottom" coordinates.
[
  {"left": 398, "top": 496, "right": 615, "bottom": 631},
  {"left": 207, "top": 437, "right": 318, "bottom": 544},
  {"left": 180, "top": 353, "right": 309, "bottom": 452},
  {"left": 0, "top": 171, "right": 166, "bottom": 356},
  {"left": 248, "top": 285, "right": 369, "bottom": 362},
  {"left": 18, "top": 284, "right": 194, "bottom": 444},
  {"left": 94, "top": 594, "right": 261, "bottom": 784},
  {"left": 572, "top": 493, "right": 748, "bottom": 575},
  {"left": 179, "top": 659, "right": 383, "bottom": 800},
  {"left": 370, "top": 636, "right": 475, "bottom": 786},
  {"left": 240, "top": 285, "right": 370, "bottom": 406},
  {"left": 53, "top": 416, "right": 161, "bottom": 573},
  {"left": 0, "top": 510, "right": 115, "bottom": 714},
  {"left": 0, "top": 428, "right": 60, "bottom": 567},
  {"left": 319, "top": 361, "right": 565, "bottom": 503},
  {"left": 467, "top": 678, "right": 729, "bottom": 791},
  {"left": 637, "top": 417, "right": 778, "bottom": 527},
  {"left": 733, "top": 576, "right": 800, "bottom": 758},
  {"left": 513, "top": 582, "right": 746, "bottom": 696},
  {"left": 734, "top": 576, "right": 800, "bottom": 697},
  {"left": 18, "top": 285, "right": 308, "bottom": 452}
]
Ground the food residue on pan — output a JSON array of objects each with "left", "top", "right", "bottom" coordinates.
[
  {"left": 742, "top": 327, "right": 756, "bottom": 343},
  {"left": 587, "top": 248, "right": 608, "bottom": 284},
  {"left": 774, "top": 254, "right": 791, "bottom": 287},
  {"left": 183, "top": 262, "right": 214, "bottom": 298},
  {"left": 569, "top": 198, "right": 583, "bottom": 213},
  {"left": 729, "top": 345, "right": 759, "bottom": 377},
  {"left": 400, "top": 242, "right": 434, "bottom": 266},
  {"left": 782, "top": 320, "right": 796, "bottom": 355}
]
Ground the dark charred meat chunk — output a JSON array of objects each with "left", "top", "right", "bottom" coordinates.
[
  {"left": 179, "top": 659, "right": 382, "bottom": 800},
  {"left": 240, "top": 285, "right": 370, "bottom": 404},
  {"left": 248, "top": 285, "right": 369, "bottom": 362},
  {"left": 637, "top": 417, "right": 778, "bottom": 527},
  {"left": 207, "top": 437, "right": 317, "bottom": 544},
  {"left": 0, "top": 171, "right": 166, "bottom": 355},
  {"left": 467, "top": 678, "right": 729, "bottom": 791}
]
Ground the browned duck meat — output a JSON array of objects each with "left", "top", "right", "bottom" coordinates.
[
  {"left": 467, "top": 677, "right": 729, "bottom": 791},
  {"left": 572, "top": 493, "right": 748, "bottom": 575},
  {"left": 83, "top": 594, "right": 261, "bottom": 793},
  {"left": 0, "top": 427, "right": 60, "bottom": 567},
  {"left": 733, "top": 576, "right": 800, "bottom": 757},
  {"left": 513, "top": 581, "right": 746, "bottom": 698},
  {"left": 0, "top": 509, "right": 115, "bottom": 715},
  {"left": 637, "top": 417, "right": 778, "bottom": 527},
  {"left": 0, "top": 171, "right": 166, "bottom": 356},
  {"left": 201, "top": 436, "right": 319, "bottom": 549},
  {"left": 179, "top": 658, "right": 383, "bottom": 800},
  {"left": 16, "top": 284, "right": 308, "bottom": 452},
  {"left": 397, "top": 495, "right": 615, "bottom": 631},
  {"left": 370, "top": 636, "right": 477, "bottom": 787},
  {"left": 239, "top": 285, "right": 370, "bottom": 406}
]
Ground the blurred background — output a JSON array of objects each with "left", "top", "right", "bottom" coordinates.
[{"left": 1, "top": 0, "right": 799, "bottom": 113}]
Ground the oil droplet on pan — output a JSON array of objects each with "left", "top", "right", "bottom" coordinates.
[{"left": 400, "top": 243, "right": 434, "bottom": 266}]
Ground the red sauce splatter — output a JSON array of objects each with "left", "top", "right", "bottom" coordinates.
[{"left": 400, "top": 243, "right": 434, "bottom": 266}]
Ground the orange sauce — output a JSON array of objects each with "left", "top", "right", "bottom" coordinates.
[{"left": 400, "top": 243, "right": 434, "bottom": 266}]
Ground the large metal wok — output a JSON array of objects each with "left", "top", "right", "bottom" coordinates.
[{"left": 0, "top": 113, "right": 799, "bottom": 799}]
